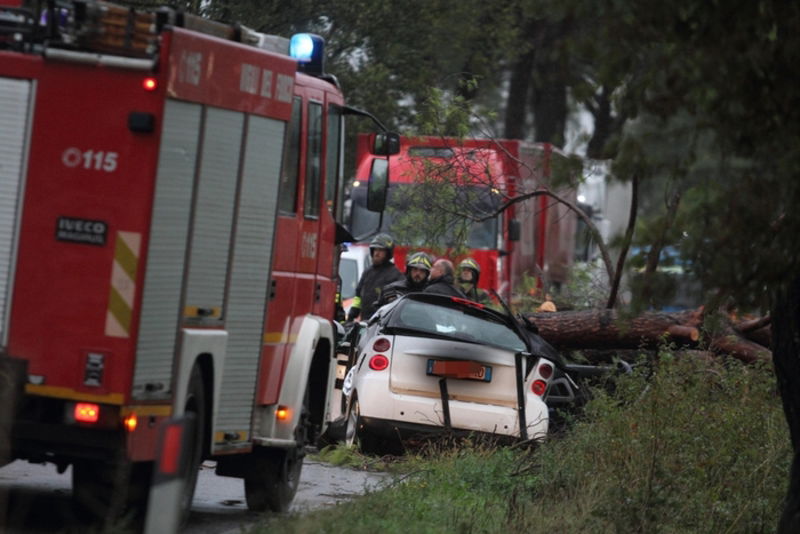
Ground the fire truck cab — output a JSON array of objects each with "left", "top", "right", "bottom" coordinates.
[
  {"left": 0, "top": 0, "right": 395, "bottom": 526},
  {"left": 348, "top": 134, "right": 577, "bottom": 302}
]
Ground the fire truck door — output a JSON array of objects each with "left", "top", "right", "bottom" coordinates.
[{"left": 258, "top": 97, "right": 302, "bottom": 405}]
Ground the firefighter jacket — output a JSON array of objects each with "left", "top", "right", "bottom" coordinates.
[
  {"left": 347, "top": 262, "right": 404, "bottom": 321},
  {"left": 463, "top": 284, "right": 492, "bottom": 306},
  {"left": 377, "top": 276, "right": 427, "bottom": 308}
]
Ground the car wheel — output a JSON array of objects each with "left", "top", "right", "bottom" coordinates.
[
  {"left": 344, "top": 396, "right": 381, "bottom": 455},
  {"left": 244, "top": 390, "right": 308, "bottom": 512}
]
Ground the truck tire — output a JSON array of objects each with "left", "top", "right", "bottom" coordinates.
[
  {"left": 179, "top": 364, "right": 207, "bottom": 525},
  {"left": 72, "top": 458, "right": 152, "bottom": 530},
  {"left": 244, "top": 390, "right": 308, "bottom": 512}
]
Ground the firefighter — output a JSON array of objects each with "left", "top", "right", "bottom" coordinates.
[
  {"left": 457, "top": 257, "right": 491, "bottom": 305},
  {"left": 346, "top": 233, "right": 404, "bottom": 321},
  {"left": 378, "top": 251, "right": 433, "bottom": 307},
  {"left": 424, "top": 258, "right": 467, "bottom": 298}
]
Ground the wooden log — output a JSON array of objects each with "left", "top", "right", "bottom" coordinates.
[
  {"left": 523, "top": 308, "right": 702, "bottom": 351},
  {"left": 709, "top": 328, "right": 772, "bottom": 364},
  {"left": 742, "top": 326, "right": 771, "bottom": 349},
  {"left": 734, "top": 315, "right": 771, "bottom": 333}
]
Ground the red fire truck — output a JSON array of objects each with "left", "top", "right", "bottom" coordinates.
[
  {"left": 347, "top": 135, "right": 577, "bottom": 301},
  {"left": 0, "top": 0, "right": 394, "bottom": 526}
]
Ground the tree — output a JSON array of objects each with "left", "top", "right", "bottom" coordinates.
[{"left": 573, "top": 1, "right": 800, "bottom": 529}]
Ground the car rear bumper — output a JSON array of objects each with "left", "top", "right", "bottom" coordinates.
[{"left": 355, "top": 376, "right": 548, "bottom": 440}]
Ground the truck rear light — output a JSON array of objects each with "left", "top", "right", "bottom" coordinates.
[
  {"left": 124, "top": 413, "right": 138, "bottom": 432},
  {"left": 276, "top": 406, "right": 290, "bottom": 421},
  {"left": 142, "top": 77, "right": 158, "bottom": 91},
  {"left": 372, "top": 338, "right": 391, "bottom": 352},
  {"left": 537, "top": 362, "right": 553, "bottom": 380},
  {"left": 74, "top": 403, "right": 100, "bottom": 423},
  {"left": 531, "top": 379, "right": 547, "bottom": 396},
  {"left": 369, "top": 354, "right": 389, "bottom": 371}
]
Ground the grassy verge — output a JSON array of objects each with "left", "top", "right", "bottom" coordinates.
[{"left": 254, "top": 354, "right": 790, "bottom": 534}]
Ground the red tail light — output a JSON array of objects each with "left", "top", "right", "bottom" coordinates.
[
  {"left": 531, "top": 379, "right": 547, "bottom": 396},
  {"left": 372, "top": 338, "right": 391, "bottom": 352},
  {"left": 74, "top": 403, "right": 100, "bottom": 423},
  {"left": 142, "top": 77, "right": 158, "bottom": 91},
  {"left": 450, "top": 297, "right": 485, "bottom": 309},
  {"left": 369, "top": 354, "right": 390, "bottom": 371},
  {"left": 538, "top": 362, "right": 553, "bottom": 380}
]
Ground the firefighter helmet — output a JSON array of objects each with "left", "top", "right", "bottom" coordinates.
[
  {"left": 369, "top": 233, "right": 396, "bottom": 259},
  {"left": 406, "top": 251, "right": 432, "bottom": 272},
  {"left": 458, "top": 257, "right": 481, "bottom": 284}
]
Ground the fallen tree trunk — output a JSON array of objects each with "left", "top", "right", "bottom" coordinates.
[
  {"left": 523, "top": 307, "right": 772, "bottom": 364},
  {"left": 523, "top": 308, "right": 703, "bottom": 351},
  {"left": 709, "top": 326, "right": 772, "bottom": 364}
]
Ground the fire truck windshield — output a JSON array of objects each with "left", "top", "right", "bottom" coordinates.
[{"left": 347, "top": 183, "right": 499, "bottom": 249}]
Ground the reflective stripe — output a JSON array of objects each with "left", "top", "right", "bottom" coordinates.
[
  {"left": 352, "top": 296, "right": 361, "bottom": 308},
  {"left": 105, "top": 231, "right": 141, "bottom": 337}
]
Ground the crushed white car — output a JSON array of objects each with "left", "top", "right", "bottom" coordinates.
[{"left": 340, "top": 293, "right": 557, "bottom": 453}]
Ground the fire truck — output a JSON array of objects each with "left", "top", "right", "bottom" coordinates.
[
  {"left": 0, "top": 0, "right": 394, "bottom": 526},
  {"left": 347, "top": 135, "right": 577, "bottom": 301}
]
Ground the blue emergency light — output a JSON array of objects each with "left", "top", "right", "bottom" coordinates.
[{"left": 289, "top": 33, "right": 325, "bottom": 76}]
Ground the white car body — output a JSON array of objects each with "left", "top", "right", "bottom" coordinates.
[{"left": 342, "top": 294, "right": 554, "bottom": 451}]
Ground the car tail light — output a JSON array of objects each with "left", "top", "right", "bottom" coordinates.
[
  {"left": 369, "top": 354, "right": 390, "bottom": 371},
  {"left": 74, "top": 403, "right": 100, "bottom": 423},
  {"left": 531, "top": 379, "right": 548, "bottom": 396},
  {"left": 372, "top": 338, "right": 391, "bottom": 352},
  {"left": 538, "top": 362, "right": 553, "bottom": 380}
]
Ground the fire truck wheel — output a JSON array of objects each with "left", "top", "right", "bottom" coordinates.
[
  {"left": 179, "top": 364, "right": 207, "bottom": 524},
  {"left": 72, "top": 458, "right": 152, "bottom": 528},
  {"left": 244, "top": 392, "right": 308, "bottom": 512}
]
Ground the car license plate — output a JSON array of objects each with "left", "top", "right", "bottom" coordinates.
[{"left": 426, "top": 359, "right": 492, "bottom": 382}]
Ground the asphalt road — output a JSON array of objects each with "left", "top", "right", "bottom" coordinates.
[{"left": 0, "top": 457, "right": 390, "bottom": 533}]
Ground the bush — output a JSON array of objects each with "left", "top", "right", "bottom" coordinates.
[{"left": 252, "top": 355, "right": 790, "bottom": 534}]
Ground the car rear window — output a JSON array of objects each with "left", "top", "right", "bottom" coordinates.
[{"left": 390, "top": 299, "right": 526, "bottom": 353}]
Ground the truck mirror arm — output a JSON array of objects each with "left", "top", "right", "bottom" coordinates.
[{"left": 342, "top": 105, "right": 388, "bottom": 132}]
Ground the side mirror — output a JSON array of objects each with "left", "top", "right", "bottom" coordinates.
[
  {"left": 371, "top": 132, "right": 400, "bottom": 156},
  {"left": 508, "top": 219, "right": 521, "bottom": 242},
  {"left": 366, "top": 158, "right": 389, "bottom": 212}
]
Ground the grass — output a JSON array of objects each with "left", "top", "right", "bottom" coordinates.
[{"left": 253, "top": 354, "right": 790, "bottom": 534}]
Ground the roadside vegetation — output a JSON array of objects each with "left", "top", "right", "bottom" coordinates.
[{"left": 255, "top": 354, "right": 788, "bottom": 534}]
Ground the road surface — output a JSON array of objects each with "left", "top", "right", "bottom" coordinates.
[{"left": 0, "top": 457, "right": 390, "bottom": 533}]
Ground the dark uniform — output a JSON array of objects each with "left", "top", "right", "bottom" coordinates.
[
  {"left": 463, "top": 285, "right": 492, "bottom": 305},
  {"left": 457, "top": 257, "right": 491, "bottom": 305},
  {"left": 377, "top": 251, "right": 432, "bottom": 307},
  {"left": 347, "top": 233, "right": 403, "bottom": 321},
  {"left": 351, "top": 262, "right": 404, "bottom": 320}
]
